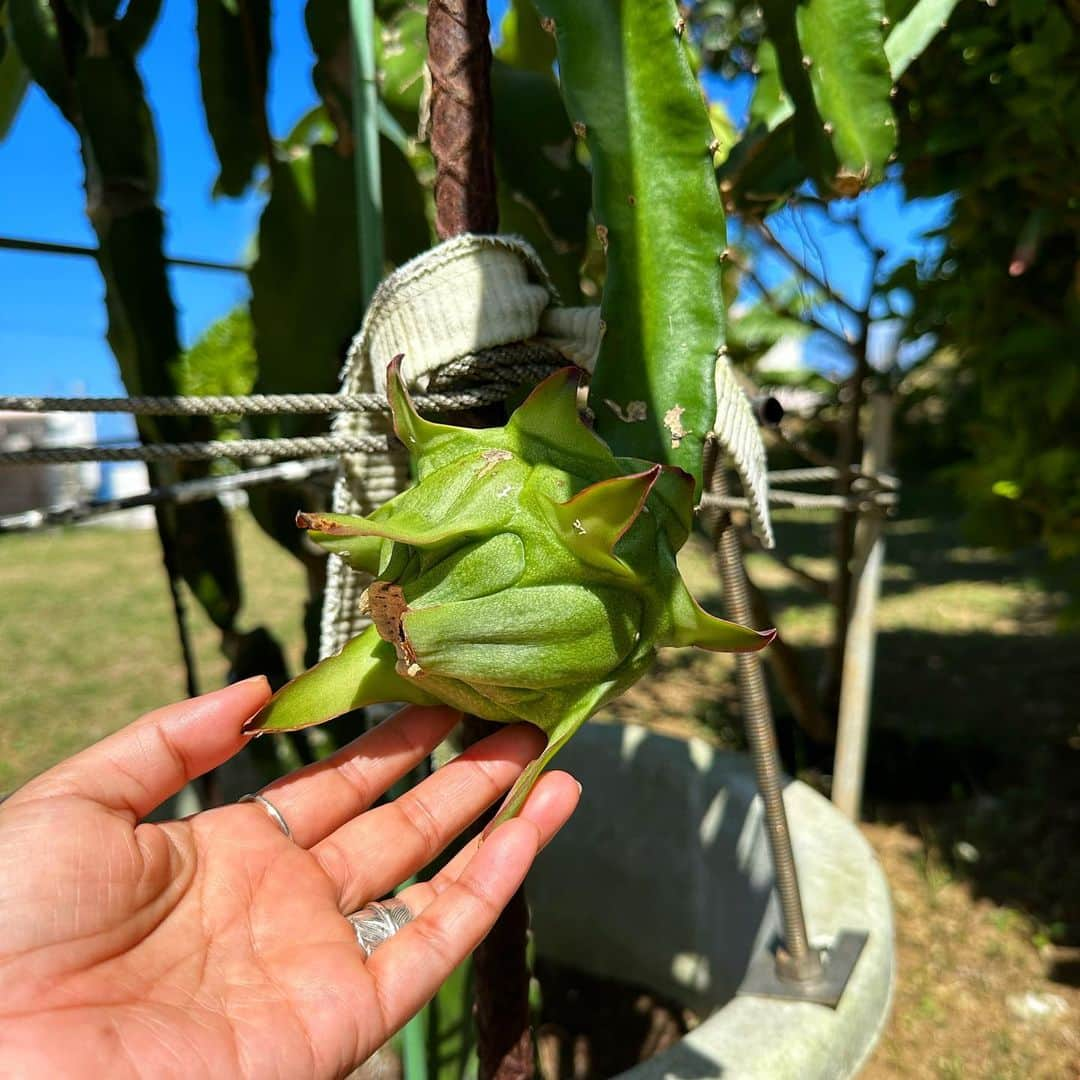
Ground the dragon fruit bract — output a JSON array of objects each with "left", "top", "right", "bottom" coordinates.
[{"left": 245, "top": 360, "right": 773, "bottom": 821}]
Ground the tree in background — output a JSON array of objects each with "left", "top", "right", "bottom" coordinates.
[
  {"left": 895, "top": 0, "right": 1079, "bottom": 581},
  {"left": 701, "top": 0, "right": 1077, "bottom": 581}
]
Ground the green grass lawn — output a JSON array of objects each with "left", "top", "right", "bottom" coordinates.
[{"left": 0, "top": 513, "right": 310, "bottom": 793}]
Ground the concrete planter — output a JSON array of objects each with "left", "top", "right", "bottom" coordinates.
[{"left": 527, "top": 723, "right": 894, "bottom": 1079}]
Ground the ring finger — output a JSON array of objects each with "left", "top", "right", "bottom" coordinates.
[{"left": 395, "top": 769, "right": 581, "bottom": 916}]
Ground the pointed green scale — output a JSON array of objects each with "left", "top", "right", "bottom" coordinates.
[
  {"left": 243, "top": 625, "right": 439, "bottom": 733},
  {"left": 386, "top": 356, "right": 490, "bottom": 478},
  {"left": 299, "top": 508, "right": 495, "bottom": 553},
  {"left": 545, "top": 466, "right": 660, "bottom": 579},
  {"left": 403, "top": 584, "right": 640, "bottom": 690},
  {"left": 664, "top": 575, "right": 777, "bottom": 653},
  {"left": 488, "top": 674, "right": 631, "bottom": 828},
  {"left": 297, "top": 511, "right": 386, "bottom": 573},
  {"left": 619, "top": 457, "right": 696, "bottom": 550},
  {"left": 507, "top": 367, "right": 613, "bottom": 469},
  {"left": 403, "top": 533, "right": 527, "bottom": 607}
]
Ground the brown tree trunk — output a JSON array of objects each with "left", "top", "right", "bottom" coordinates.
[
  {"left": 427, "top": 0, "right": 499, "bottom": 239},
  {"left": 426, "top": 5, "right": 535, "bottom": 1077}
]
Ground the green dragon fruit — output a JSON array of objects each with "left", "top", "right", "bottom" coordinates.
[{"left": 245, "top": 359, "right": 773, "bottom": 821}]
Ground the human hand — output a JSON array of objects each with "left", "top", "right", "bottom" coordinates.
[{"left": 0, "top": 678, "right": 579, "bottom": 1078}]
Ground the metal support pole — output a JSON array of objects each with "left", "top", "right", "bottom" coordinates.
[
  {"left": 710, "top": 466, "right": 869, "bottom": 1006},
  {"left": 712, "top": 470, "right": 823, "bottom": 984},
  {"left": 833, "top": 393, "right": 894, "bottom": 821}
]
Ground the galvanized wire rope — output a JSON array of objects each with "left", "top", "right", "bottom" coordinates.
[
  {"left": 0, "top": 458, "right": 336, "bottom": 534},
  {"left": 0, "top": 434, "right": 392, "bottom": 465},
  {"left": 765, "top": 465, "right": 899, "bottom": 491},
  {"left": 0, "top": 353, "right": 561, "bottom": 466},
  {"left": 0, "top": 383, "right": 526, "bottom": 417},
  {"left": 701, "top": 487, "right": 896, "bottom": 513}
]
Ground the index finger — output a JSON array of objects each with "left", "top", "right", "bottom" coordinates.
[{"left": 8, "top": 677, "right": 271, "bottom": 821}]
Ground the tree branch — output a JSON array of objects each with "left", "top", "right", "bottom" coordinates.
[{"left": 753, "top": 219, "right": 862, "bottom": 321}]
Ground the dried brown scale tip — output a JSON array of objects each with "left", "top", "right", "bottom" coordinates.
[{"left": 296, "top": 511, "right": 349, "bottom": 533}]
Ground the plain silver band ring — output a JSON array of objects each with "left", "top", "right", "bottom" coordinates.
[
  {"left": 348, "top": 898, "right": 413, "bottom": 958},
  {"left": 238, "top": 793, "right": 292, "bottom": 840}
]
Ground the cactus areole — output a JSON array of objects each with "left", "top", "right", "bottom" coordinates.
[{"left": 244, "top": 359, "right": 774, "bottom": 822}]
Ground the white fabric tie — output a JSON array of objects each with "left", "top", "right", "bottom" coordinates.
[{"left": 320, "top": 234, "right": 772, "bottom": 660}]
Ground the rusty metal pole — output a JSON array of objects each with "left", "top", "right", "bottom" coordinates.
[
  {"left": 426, "top": 4, "right": 534, "bottom": 1077},
  {"left": 711, "top": 469, "right": 823, "bottom": 984}
]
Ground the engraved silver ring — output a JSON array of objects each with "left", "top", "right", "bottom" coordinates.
[{"left": 348, "top": 898, "right": 414, "bottom": 957}]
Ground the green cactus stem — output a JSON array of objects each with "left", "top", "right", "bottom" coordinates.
[
  {"left": 245, "top": 360, "right": 773, "bottom": 823},
  {"left": 530, "top": 0, "right": 731, "bottom": 494}
]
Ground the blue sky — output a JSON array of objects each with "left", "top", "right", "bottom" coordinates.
[
  {"left": 0, "top": 0, "right": 323, "bottom": 441},
  {"left": 0, "top": 0, "right": 950, "bottom": 434}
]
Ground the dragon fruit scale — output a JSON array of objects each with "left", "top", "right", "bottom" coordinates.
[{"left": 245, "top": 359, "right": 774, "bottom": 822}]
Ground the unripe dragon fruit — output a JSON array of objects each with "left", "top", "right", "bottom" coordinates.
[{"left": 245, "top": 360, "right": 773, "bottom": 820}]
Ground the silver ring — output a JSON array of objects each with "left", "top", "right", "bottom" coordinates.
[
  {"left": 238, "top": 793, "right": 292, "bottom": 840},
  {"left": 348, "top": 898, "right": 413, "bottom": 958}
]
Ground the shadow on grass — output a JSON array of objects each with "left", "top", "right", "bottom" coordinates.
[
  {"left": 754, "top": 479, "right": 1077, "bottom": 614},
  {"left": 692, "top": 480, "right": 1080, "bottom": 975},
  {"left": 766, "top": 624, "right": 1080, "bottom": 972}
]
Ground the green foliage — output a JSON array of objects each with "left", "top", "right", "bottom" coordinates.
[
  {"left": 0, "top": 3, "right": 30, "bottom": 139},
  {"left": 713, "top": 0, "right": 956, "bottom": 209},
  {"left": 7, "top": 0, "right": 245, "bottom": 636},
  {"left": 196, "top": 0, "right": 271, "bottom": 197},
  {"left": 743, "top": 0, "right": 896, "bottom": 194},
  {"left": 7, "top": 0, "right": 71, "bottom": 119},
  {"left": 896, "top": 0, "right": 1080, "bottom": 565},
  {"left": 884, "top": 0, "right": 962, "bottom": 78},
  {"left": 305, "top": 0, "right": 352, "bottom": 138},
  {"left": 497, "top": 0, "right": 555, "bottom": 74},
  {"left": 375, "top": 4, "right": 426, "bottom": 122},
  {"left": 727, "top": 296, "right": 811, "bottom": 355},
  {"left": 249, "top": 147, "right": 364, "bottom": 410},
  {"left": 423, "top": 958, "right": 474, "bottom": 1080},
  {"left": 379, "top": 133, "right": 431, "bottom": 267},
  {"left": 795, "top": 0, "right": 896, "bottom": 189},
  {"left": 180, "top": 306, "right": 257, "bottom": 446},
  {"left": 248, "top": 366, "right": 772, "bottom": 820},
  {"left": 532, "top": 0, "right": 728, "bottom": 492},
  {"left": 113, "top": 0, "right": 162, "bottom": 54},
  {"left": 490, "top": 57, "right": 591, "bottom": 303},
  {"left": 181, "top": 307, "right": 258, "bottom": 399}
]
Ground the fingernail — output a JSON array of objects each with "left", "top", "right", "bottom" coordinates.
[{"left": 575, "top": 780, "right": 583, "bottom": 796}]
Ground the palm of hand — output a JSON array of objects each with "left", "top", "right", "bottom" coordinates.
[
  {"left": 0, "top": 680, "right": 578, "bottom": 1078},
  {"left": 3, "top": 797, "right": 367, "bottom": 1076}
]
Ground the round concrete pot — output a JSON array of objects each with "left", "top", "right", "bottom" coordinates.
[{"left": 526, "top": 722, "right": 894, "bottom": 1080}]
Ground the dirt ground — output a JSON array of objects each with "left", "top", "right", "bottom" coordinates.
[
  {"left": 863, "top": 820, "right": 1079, "bottom": 1079},
  {"left": 601, "top": 496, "right": 1080, "bottom": 1079}
]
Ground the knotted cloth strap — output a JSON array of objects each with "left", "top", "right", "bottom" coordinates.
[{"left": 319, "top": 234, "right": 771, "bottom": 659}]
